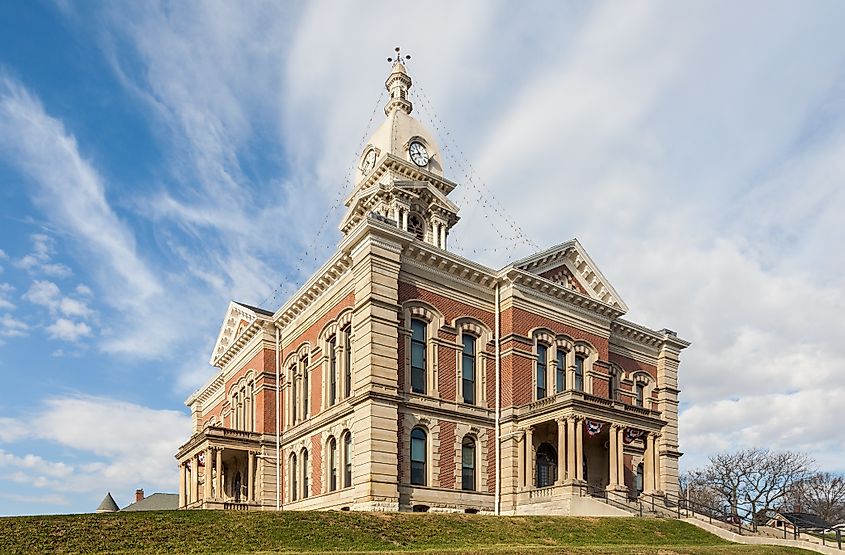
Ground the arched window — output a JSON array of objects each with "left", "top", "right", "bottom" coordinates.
[
  {"left": 343, "top": 432, "right": 353, "bottom": 488},
  {"left": 290, "top": 454, "right": 298, "bottom": 502},
  {"left": 536, "top": 344, "right": 548, "bottom": 400},
  {"left": 290, "top": 363, "right": 298, "bottom": 425},
  {"left": 302, "top": 450, "right": 309, "bottom": 499},
  {"left": 461, "top": 436, "right": 476, "bottom": 491},
  {"left": 635, "top": 462, "right": 644, "bottom": 497},
  {"left": 556, "top": 348, "right": 566, "bottom": 393},
  {"left": 301, "top": 354, "right": 309, "bottom": 419},
  {"left": 609, "top": 370, "right": 619, "bottom": 401},
  {"left": 232, "top": 392, "right": 239, "bottom": 429},
  {"left": 636, "top": 382, "right": 645, "bottom": 407},
  {"left": 329, "top": 437, "right": 338, "bottom": 492},
  {"left": 410, "top": 427, "right": 427, "bottom": 486},
  {"left": 410, "top": 319, "right": 427, "bottom": 394},
  {"left": 461, "top": 334, "right": 476, "bottom": 405},
  {"left": 343, "top": 326, "right": 352, "bottom": 398},
  {"left": 574, "top": 355, "right": 585, "bottom": 392},
  {"left": 329, "top": 336, "right": 337, "bottom": 406},
  {"left": 536, "top": 443, "right": 557, "bottom": 488},
  {"left": 408, "top": 213, "right": 425, "bottom": 241}
]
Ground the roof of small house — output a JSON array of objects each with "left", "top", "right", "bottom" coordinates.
[
  {"left": 120, "top": 492, "right": 179, "bottom": 512},
  {"left": 777, "top": 512, "right": 831, "bottom": 529}
]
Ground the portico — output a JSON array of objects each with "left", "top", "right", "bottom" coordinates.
[{"left": 176, "top": 426, "right": 262, "bottom": 510}]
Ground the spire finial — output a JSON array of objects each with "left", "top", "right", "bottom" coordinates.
[
  {"left": 383, "top": 46, "right": 413, "bottom": 115},
  {"left": 387, "top": 46, "right": 411, "bottom": 65}
]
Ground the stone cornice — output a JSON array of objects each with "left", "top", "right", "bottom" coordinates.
[
  {"left": 272, "top": 253, "right": 353, "bottom": 328},
  {"left": 611, "top": 319, "right": 690, "bottom": 351},
  {"left": 505, "top": 269, "right": 625, "bottom": 321}
]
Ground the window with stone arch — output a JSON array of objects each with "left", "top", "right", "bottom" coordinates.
[
  {"left": 299, "top": 348, "right": 310, "bottom": 420},
  {"left": 407, "top": 212, "right": 425, "bottom": 241},
  {"left": 631, "top": 372, "right": 654, "bottom": 408},
  {"left": 532, "top": 330, "right": 555, "bottom": 401},
  {"left": 402, "top": 302, "right": 442, "bottom": 398},
  {"left": 301, "top": 448, "right": 309, "bottom": 499},
  {"left": 320, "top": 310, "right": 353, "bottom": 411},
  {"left": 229, "top": 372, "right": 255, "bottom": 432},
  {"left": 328, "top": 436, "right": 338, "bottom": 492},
  {"left": 572, "top": 341, "right": 596, "bottom": 394},
  {"left": 343, "top": 431, "right": 353, "bottom": 488},
  {"left": 609, "top": 365, "right": 622, "bottom": 401},
  {"left": 289, "top": 452, "right": 298, "bottom": 502},
  {"left": 455, "top": 318, "right": 490, "bottom": 406},
  {"left": 461, "top": 435, "right": 476, "bottom": 491},
  {"left": 554, "top": 336, "right": 573, "bottom": 394},
  {"left": 410, "top": 427, "right": 427, "bottom": 486}
]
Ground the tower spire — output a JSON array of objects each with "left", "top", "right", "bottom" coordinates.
[{"left": 384, "top": 46, "right": 413, "bottom": 116}]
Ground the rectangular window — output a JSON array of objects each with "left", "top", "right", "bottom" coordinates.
[
  {"left": 410, "top": 429, "right": 426, "bottom": 486},
  {"left": 556, "top": 349, "right": 566, "bottom": 393},
  {"left": 329, "top": 337, "right": 337, "bottom": 405},
  {"left": 461, "top": 438, "right": 475, "bottom": 491},
  {"left": 574, "top": 356, "right": 584, "bottom": 392},
  {"left": 302, "top": 452, "right": 309, "bottom": 499},
  {"left": 343, "top": 327, "right": 352, "bottom": 398},
  {"left": 536, "top": 344, "right": 547, "bottom": 399},
  {"left": 636, "top": 383, "right": 645, "bottom": 407},
  {"left": 344, "top": 434, "right": 352, "bottom": 488},
  {"left": 461, "top": 335, "right": 476, "bottom": 405},
  {"left": 410, "top": 319, "right": 427, "bottom": 394}
]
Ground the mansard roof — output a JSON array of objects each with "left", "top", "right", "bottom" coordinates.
[{"left": 509, "top": 239, "right": 629, "bottom": 312}]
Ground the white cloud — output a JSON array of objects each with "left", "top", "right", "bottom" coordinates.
[
  {"left": 0, "top": 283, "right": 14, "bottom": 310},
  {"left": 75, "top": 284, "right": 92, "bottom": 297},
  {"left": 46, "top": 318, "right": 92, "bottom": 342},
  {"left": 12, "top": 234, "right": 73, "bottom": 278},
  {"left": 0, "top": 75, "right": 171, "bottom": 357},
  {"left": 0, "top": 314, "right": 28, "bottom": 338},
  {"left": 0, "top": 396, "right": 190, "bottom": 506},
  {"left": 23, "top": 280, "right": 60, "bottom": 308}
]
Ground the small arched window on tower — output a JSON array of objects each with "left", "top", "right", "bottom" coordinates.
[{"left": 407, "top": 213, "right": 425, "bottom": 241}]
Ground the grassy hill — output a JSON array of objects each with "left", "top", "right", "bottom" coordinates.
[{"left": 0, "top": 511, "right": 810, "bottom": 554}]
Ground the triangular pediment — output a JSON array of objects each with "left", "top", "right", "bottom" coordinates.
[
  {"left": 510, "top": 239, "right": 628, "bottom": 312},
  {"left": 209, "top": 301, "right": 272, "bottom": 366}
]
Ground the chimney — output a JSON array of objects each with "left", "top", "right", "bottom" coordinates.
[{"left": 135, "top": 489, "right": 144, "bottom": 503}]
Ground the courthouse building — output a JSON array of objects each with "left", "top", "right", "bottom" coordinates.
[{"left": 175, "top": 55, "right": 689, "bottom": 515}]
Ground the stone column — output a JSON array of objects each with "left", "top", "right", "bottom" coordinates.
[
  {"left": 204, "top": 447, "right": 212, "bottom": 501},
  {"left": 178, "top": 462, "right": 186, "bottom": 508},
  {"left": 575, "top": 418, "right": 584, "bottom": 482},
  {"left": 617, "top": 426, "right": 625, "bottom": 487},
  {"left": 193, "top": 454, "right": 200, "bottom": 503},
  {"left": 517, "top": 429, "right": 525, "bottom": 491},
  {"left": 215, "top": 448, "right": 223, "bottom": 499},
  {"left": 556, "top": 418, "right": 566, "bottom": 485},
  {"left": 644, "top": 433, "right": 655, "bottom": 493},
  {"left": 653, "top": 433, "right": 662, "bottom": 492},
  {"left": 566, "top": 417, "right": 576, "bottom": 482},
  {"left": 609, "top": 424, "right": 619, "bottom": 487},
  {"left": 525, "top": 426, "right": 534, "bottom": 489},
  {"left": 247, "top": 451, "right": 255, "bottom": 502},
  {"left": 657, "top": 332, "right": 687, "bottom": 498}
]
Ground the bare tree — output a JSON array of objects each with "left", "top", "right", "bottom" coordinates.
[
  {"left": 783, "top": 473, "right": 845, "bottom": 524},
  {"left": 696, "top": 448, "right": 815, "bottom": 524}
]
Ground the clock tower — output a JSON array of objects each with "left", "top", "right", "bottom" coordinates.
[{"left": 340, "top": 50, "right": 460, "bottom": 250}]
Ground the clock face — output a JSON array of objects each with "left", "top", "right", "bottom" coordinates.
[
  {"left": 409, "top": 141, "right": 429, "bottom": 167},
  {"left": 362, "top": 149, "right": 377, "bottom": 175}
]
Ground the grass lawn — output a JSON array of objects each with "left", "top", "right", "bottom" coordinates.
[{"left": 0, "top": 511, "right": 812, "bottom": 554}]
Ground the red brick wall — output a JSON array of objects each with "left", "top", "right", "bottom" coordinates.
[
  {"left": 439, "top": 347, "right": 456, "bottom": 401},
  {"left": 398, "top": 282, "right": 494, "bottom": 329},
  {"left": 593, "top": 376, "right": 609, "bottom": 398},
  {"left": 609, "top": 352, "right": 657, "bottom": 381},
  {"left": 438, "top": 421, "right": 456, "bottom": 488}
]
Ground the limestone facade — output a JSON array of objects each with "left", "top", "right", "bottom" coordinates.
[{"left": 175, "top": 57, "right": 689, "bottom": 515}]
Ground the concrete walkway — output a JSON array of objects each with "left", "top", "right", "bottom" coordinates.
[{"left": 682, "top": 517, "right": 842, "bottom": 554}]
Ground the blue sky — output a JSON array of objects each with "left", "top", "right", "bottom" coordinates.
[{"left": 1, "top": 1, "right": 844, "bottom": 516}]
